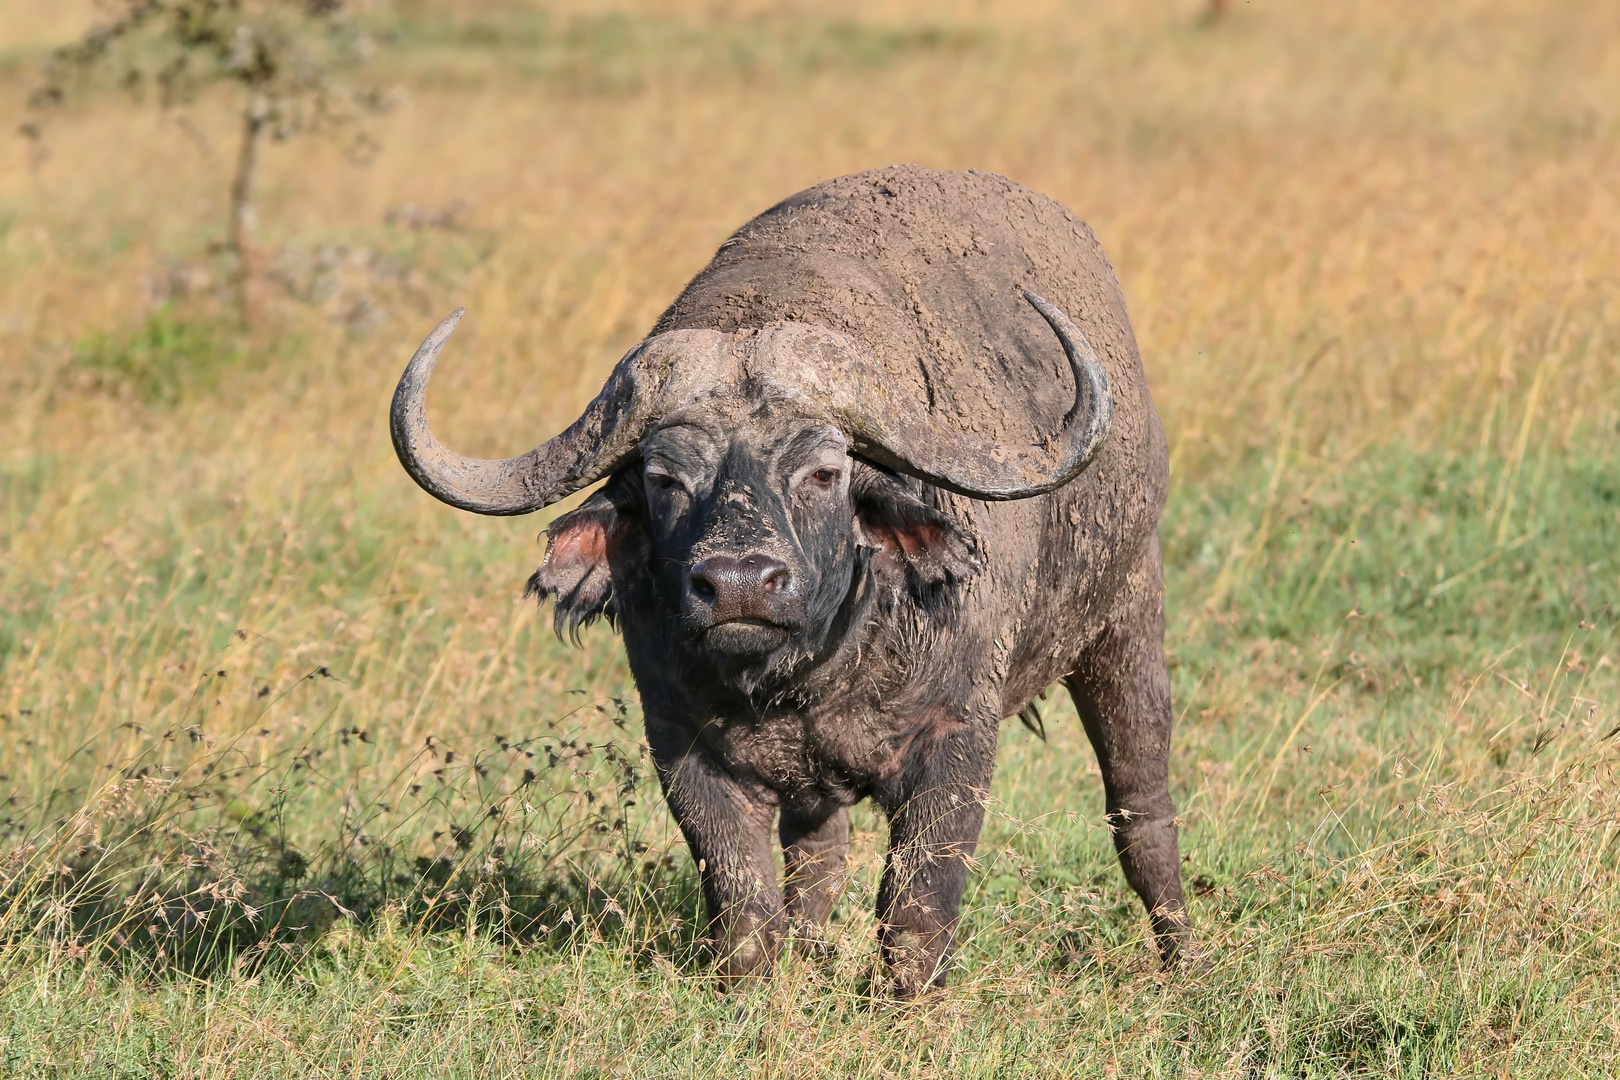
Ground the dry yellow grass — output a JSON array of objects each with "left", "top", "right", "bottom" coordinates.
[{"left": 1, "top": 0, "right": 1619, "bottom": 1075}]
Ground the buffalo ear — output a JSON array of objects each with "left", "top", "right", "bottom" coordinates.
[
  {"left": 526, "top": 480, "right": 642, "bottom": 643},
  {"left": 852, "top": 463, "right": 979, "bottom": 596}
]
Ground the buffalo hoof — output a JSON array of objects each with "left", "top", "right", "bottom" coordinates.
[{"left": 709, "top": 933, "right": 777, "bottom": 988}]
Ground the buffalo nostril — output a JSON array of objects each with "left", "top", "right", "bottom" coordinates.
[
  {"left": 689, "top": 573, "right": 717, "bottom": 603},
  {"left": 761, "top": 567, "right": 791, "bottom": 594}
]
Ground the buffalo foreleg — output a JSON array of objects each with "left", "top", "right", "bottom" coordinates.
[
  {"left": 873, "top": 715, "right": 999, "bottom": 997},
  {"left": 1064, "top": 534, "right": 1193, "bottom": 966},
  {"left": 648, "top": 729, "right": 784, "bottom": 982},
  {"left": 780, "top": 804, "right": 850, "bottom": 931}
]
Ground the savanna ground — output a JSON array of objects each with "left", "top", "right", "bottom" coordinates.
[{"left": 1, "top": 0, "right": 1618, "bottom": 1075}]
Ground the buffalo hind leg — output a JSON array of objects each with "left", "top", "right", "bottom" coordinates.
[
  {"left": 647, "top": 726, "right": 784, "bottom": 983},
  {"left": 1064, "top": 535, "right": 1193, "bottom": 966},
  {"left": 780, "top": 804, "right": 850, "bottom": 932}
]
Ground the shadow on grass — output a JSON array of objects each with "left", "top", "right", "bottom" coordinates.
[{"left": 0, "top": 697, "right": 708, "bottom": 980}]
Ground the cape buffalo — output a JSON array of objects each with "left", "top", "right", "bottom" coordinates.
[{"left": 391, "top": 165, "right": 1190, "bottom": 994}]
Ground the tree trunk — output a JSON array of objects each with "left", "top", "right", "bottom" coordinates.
[{"left": 230, "top": 91, "right": 269, "bottom": 330}]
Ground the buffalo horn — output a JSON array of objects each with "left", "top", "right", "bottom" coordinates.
[
  {"left": 390, "top": 309, "right": 680, "bottom": 516},
  {"left": 811, "top": 289, "right": 1113, "bottom": 501}
]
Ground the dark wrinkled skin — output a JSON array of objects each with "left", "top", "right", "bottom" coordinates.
[{"left": 529, "top": 167, "right": 1189, "bottom": 995}]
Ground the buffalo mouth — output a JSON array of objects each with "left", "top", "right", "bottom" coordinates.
[{"left": 702, "top": 618, "right": 793, "bottom": 656}]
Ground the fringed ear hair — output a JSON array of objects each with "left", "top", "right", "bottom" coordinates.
[{"left": 526, "top": 477, "right": 645, "bottom": 643}]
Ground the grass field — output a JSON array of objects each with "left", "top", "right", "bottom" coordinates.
[{"left": 2, "top": 0, "right": 1619, "bottom": 1075}]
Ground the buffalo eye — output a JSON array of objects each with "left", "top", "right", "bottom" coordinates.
[
  {"left": 647, "top": 472, "right": 683, "bottom": 493},
  {"left": 804, "top": 467, "right": 840, "bottom": 490}
]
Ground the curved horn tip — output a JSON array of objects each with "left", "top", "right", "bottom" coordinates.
[
  {"left": 1019, "top": 289, "right": 1074, "bottom": 332},
  {"left": 401, "top": 309, "right": 470, "bottom": 381},
  {"left": 429, "top": 306, "right": 468, "bottom": 343}
]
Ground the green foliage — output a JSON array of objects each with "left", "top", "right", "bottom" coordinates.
[{"left": 30, "top": 0, "right": 387, "bottom": 148}]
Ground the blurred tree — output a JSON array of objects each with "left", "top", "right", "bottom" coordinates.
[{"left": 24, "top": 1, "right": 394, "bottom": 329}]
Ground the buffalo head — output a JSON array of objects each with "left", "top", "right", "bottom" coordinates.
[{"left": 390, "top": 293, "right": 1112, "bottom": 691}]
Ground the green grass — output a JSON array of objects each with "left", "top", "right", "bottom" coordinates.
[
  {"left": 2, "top": 422, "right": 1615, "bottom": 1076},
  {"left": 68, "top": 307, "right": 247, "bottom": 405}
]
